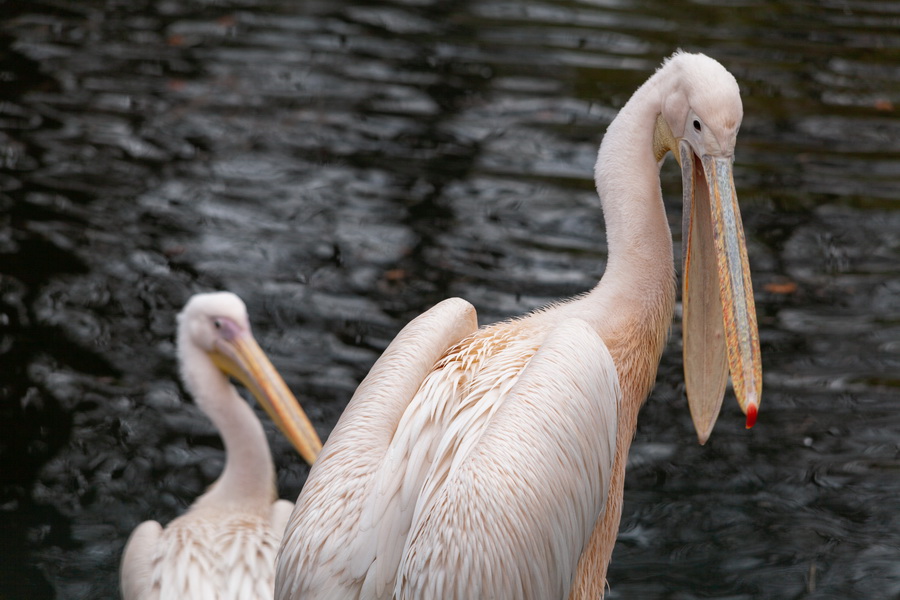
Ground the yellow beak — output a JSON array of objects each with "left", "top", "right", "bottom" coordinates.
[
  {"left": 210, "top": 332, "right": 322, "bottom": 465},
  {"left": 680, "top": 140, "right": 762, "bottom": 444}
]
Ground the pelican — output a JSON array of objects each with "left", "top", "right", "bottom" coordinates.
[
  {"left": 120, "top": 292, "right": 323, "bottom": 600},
  {"left": 275, "top": 51, "right": 762, "bottom": 599}
]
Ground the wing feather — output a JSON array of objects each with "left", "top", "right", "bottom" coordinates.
[
  {"left": 122, "top": 511, "right": 282, "bottom": 600},
  {"left": 395, "top": 318, "right": 620, "bottom": 600},
  {"left": 275, "top": 298, "right": 478, "bottom": 599},
  {"left": 121, "top": 520, "right": 163, "bottom": 600}
]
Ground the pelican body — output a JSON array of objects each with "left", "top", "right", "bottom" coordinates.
[
  {"left": 275, "top": 52, "right": 762, "bottom": 600},
  {"left": 120, "top": 292, "right": 323, "bottom": 600}
]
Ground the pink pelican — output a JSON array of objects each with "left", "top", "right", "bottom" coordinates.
[
  {"left": 120, "top": 292, "right": 322, "bottom": 599},
  {"left": 275, "top": 51, "right": 762, "bottom": 599}
]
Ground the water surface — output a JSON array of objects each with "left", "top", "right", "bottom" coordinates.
[{"left": 2, "top": 0, "right": 899, "bottom": 598}]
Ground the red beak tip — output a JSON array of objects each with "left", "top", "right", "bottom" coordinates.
[{"left": 745, "top": 402, "right": 758, "bottom": 429}]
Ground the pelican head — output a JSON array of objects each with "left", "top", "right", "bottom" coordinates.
[
  {"left": 654, "top": 52, "right": 762, "bottom": 444},
  {"left": 178, "top": 292, "right": 322, "bottom": 464}
]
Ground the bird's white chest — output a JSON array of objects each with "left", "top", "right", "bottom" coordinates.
[{"left": 150, "top": 512, "right": 280, "bottom": 600}]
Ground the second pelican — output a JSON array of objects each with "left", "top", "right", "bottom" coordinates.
[{"left": 121, "top": 292, "right": 323, "bottom": 600}]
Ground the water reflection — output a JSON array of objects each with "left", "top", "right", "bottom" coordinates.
[{"left": 2, "top": 0, "right": 899, "bottom": 598}]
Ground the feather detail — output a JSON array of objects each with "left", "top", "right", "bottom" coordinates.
[
  {"left": 130, "top": 509, "right": 282, "bottom": 600},
  {"left": 395, "top": 319, "right": 619, "bottom": 600}
]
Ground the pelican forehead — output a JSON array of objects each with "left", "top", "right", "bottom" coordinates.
[
  {"left": 673, "top": 52, "right": 742, "bottom": 131},
  {"left": 182, "top": 292, "right": 250, "bottom": 324}
]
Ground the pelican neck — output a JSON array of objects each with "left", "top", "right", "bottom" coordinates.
[
  {"left": 186, "top": 352, "right": 277, "bottom": 510},
  {"left": 594, "top": 73, "right": 674, "bottom": 301}
]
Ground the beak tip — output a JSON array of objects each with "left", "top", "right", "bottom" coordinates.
[
  {"left": 745, "top": 400, "right": 758, "bottom": 429},
  {"left": 691, "top": 413, "right": 716, "bottom": 446}
]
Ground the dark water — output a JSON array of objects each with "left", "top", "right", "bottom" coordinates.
[{"left": 2, "top": 0, "right": 899, "bottom": 598}]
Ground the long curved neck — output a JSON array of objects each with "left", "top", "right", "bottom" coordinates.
[
  {"left": 572, "top": 68, "right": 677, "bottom": 392},
  {"left": 595, "top": 75, "right": 674, "bottom": 303},
  {"left": 181, "top": 349, "right": 277, "bottom": 511},
  {"left": 568, "top": 69, "right": 678, "bottom": 599}
]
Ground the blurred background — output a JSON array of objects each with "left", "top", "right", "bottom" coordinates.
[{"left": 1, "top": 0, "right": 899, "bottom": 598}]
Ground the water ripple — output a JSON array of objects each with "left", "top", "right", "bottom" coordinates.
[{"left": 2, "top": 0, "right": 899, "bottom": 598}]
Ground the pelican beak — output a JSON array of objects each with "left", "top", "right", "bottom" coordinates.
[
  {"left": 210, "top": 331, "right": 323, "bottom": 465},
  {"left": 679, "top": 140, "right": 762, "bottom": 444}
]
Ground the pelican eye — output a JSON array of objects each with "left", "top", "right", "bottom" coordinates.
[
  {"left": 693, "top": 119, "right": 702, "bottom": 132},
  {"left": 211, "top": 317, "right": 241, "bottom": 341}
]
